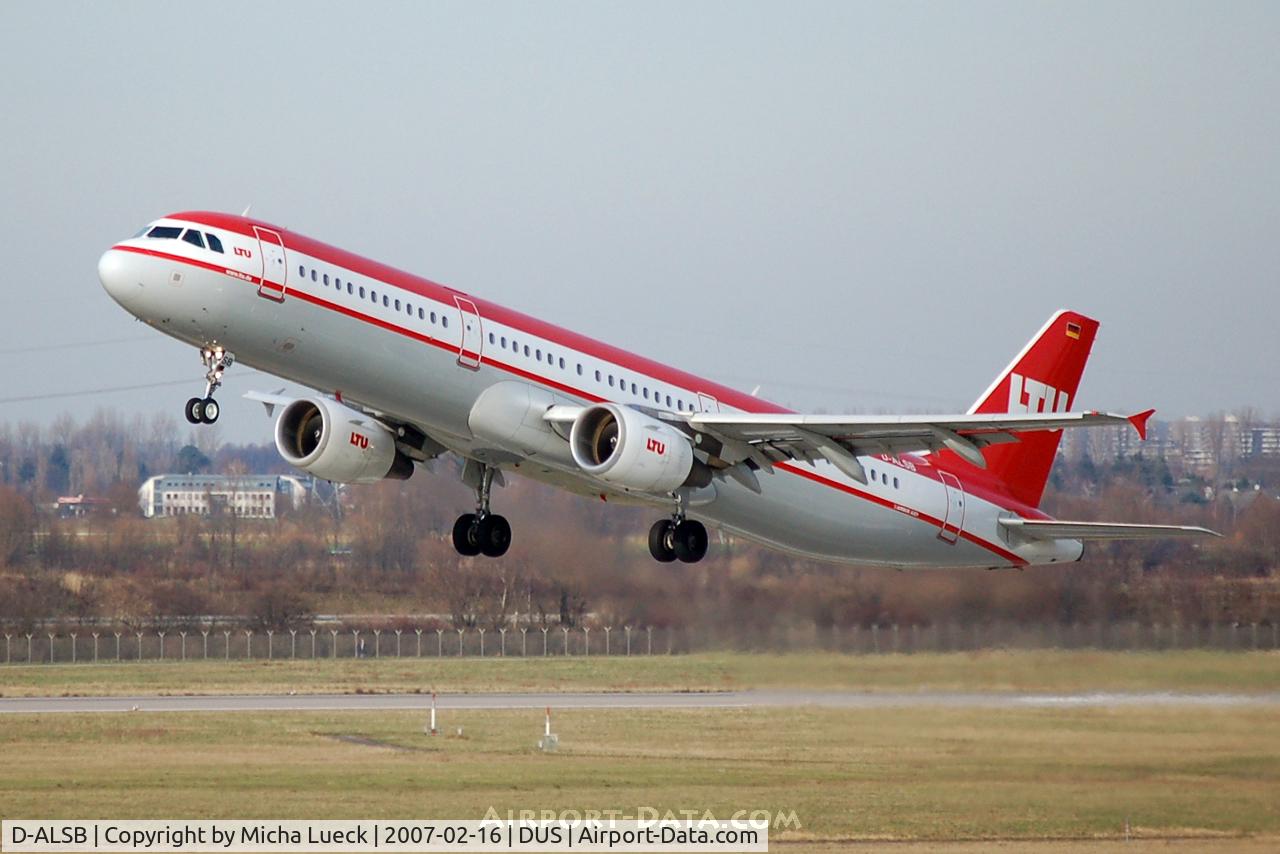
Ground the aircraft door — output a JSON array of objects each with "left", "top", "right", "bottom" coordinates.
[
  {"left": 254, "top": 227, "right": 287, "bottom": 302},
  {"left": 938, "top": 471, "right": 966, "bottom": 544},
  {"left": 455, "top": 296, "right": 483, "bottom": 368}
]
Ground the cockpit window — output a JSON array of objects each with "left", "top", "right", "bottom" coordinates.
[
  {"left": 206, "top": 233, "right": 224, "bottom": 253},
  {"left": 146, "top": 226, "right": 182, "bottom": 239},
  {"left": 181, "top": 230, "right": 205, "bottom": 249}
]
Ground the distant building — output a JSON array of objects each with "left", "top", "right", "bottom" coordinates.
[
  {"left": 137, "top": 474, "right": 312, "bottom": 519},
  {"left": 1061, "top": 414, "right": 1280, "bottom": 470},
  {"left": 56, "top": 494, "right": 112, "bottom": 518}
]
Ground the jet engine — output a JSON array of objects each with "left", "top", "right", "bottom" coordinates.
[
  {"left": 274, "top": 397, "right": 414, "bottom": 483},
  {"left": 569, "top": 403, "right": 706, "bottom": 494}
]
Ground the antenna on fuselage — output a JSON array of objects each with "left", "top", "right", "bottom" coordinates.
[{"left": 240, "top": 204, "right": 253, "bottom": 217}]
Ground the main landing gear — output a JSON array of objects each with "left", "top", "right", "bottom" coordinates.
[
  {"left": 648, "top": 495, "right": 708, "bottom": 564},
  {"left": 184, "top": 345, "right": 233, "bottom": 425},
  {"left": 452, "top": 463, "right": 512, "bottom": 558}
]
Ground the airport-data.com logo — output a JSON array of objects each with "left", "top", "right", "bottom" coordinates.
[{"left": 481, "top": 807, "right": 801, "bottom": 830}]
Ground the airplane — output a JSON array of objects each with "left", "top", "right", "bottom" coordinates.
[{"left": 98, "top": 212, "right": 1217, "bottom": 567}]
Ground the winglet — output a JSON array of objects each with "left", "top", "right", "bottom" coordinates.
[{"left": 1128, "top": 408, "right": 1156, "bottom": 441}]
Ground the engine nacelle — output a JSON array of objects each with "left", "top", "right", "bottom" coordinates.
[
  {"left": 569, "top": 403, "right": 697, "bottom": 494},
  {"left": 274, "top": 397, "right": 413, "bottom": 484}
]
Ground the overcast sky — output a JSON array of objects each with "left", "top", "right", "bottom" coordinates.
[{"left": 1, "top": 2, "right": 1277, "bottom": 443}]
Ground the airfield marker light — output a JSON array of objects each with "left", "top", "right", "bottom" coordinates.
[
  {"left": 428, "top": 692, "right": 438, "bottom": 735},
  {"left": 539, "top": 706, "right": 558, "bottom": 752}
]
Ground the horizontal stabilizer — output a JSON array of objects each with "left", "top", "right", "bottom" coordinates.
[{"left": 1000, "top": 519, "right": 1221, "bottom": 541}]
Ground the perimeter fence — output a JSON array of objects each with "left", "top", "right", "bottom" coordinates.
[{"left": 1, "top": 619, "right": 1277, "bottom": 665}]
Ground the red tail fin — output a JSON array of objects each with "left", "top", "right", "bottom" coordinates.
[{"left": 962, "top": 309, "right": 1100, "bottom": 508}]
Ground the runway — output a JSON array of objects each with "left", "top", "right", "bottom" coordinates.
[{"left": 2, "top": 690, "right": 1277, "bottom": 714}]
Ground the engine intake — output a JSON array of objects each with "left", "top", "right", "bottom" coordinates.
[
  {"left": 275, "top": 397, "right": 413, "bottom": 483},
  {"left": 569, "top": 404, "right": 701, "bottom": 494}
]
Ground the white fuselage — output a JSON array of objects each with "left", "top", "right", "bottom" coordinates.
[{"left": 99, "top": 215, "right": 1082, "bottom": 568}]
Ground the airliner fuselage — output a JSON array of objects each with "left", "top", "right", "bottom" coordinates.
[{"left": 98, "top": 213, "right": 1209, "bottom": 568}]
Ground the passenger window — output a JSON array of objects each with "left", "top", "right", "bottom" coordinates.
[
  {"left": 666, "top": 395, "right": 672, "bottom": 407},
  {"left": 418, "top": 308, "right": 424, "bottom": 320},
  {"left": 335, "top": 278, "right": 341, "bottom": 288},
  {"left": 181, "top": 230, "right": 205, "bottom": 249},
  {"left": 145, "top": 226, "right": 182, "bottom": 239},
  {"left": 311, "top": 270, "right": 317, "bottom": 282},
  {"left": 643, "top": 388, "right": 649, "bottom": 400},
  {"left": 359, "top": 287, "right": 366, "bottom": 298},
  {"left": 894, "top": 477, "right": 900, "bottom": 489},
  {"left": 595, "top": 370, "right": 602, "bottom": 382},
  {"left": 206, "top": 234, "right": 224, "bottom": 253},
  {"left": 430, "top": 311, "right": 437, "bottom": 324},
  {"left": 406, "top": 303, "right": 412, "bottom": 316},
  {"left": 347, "top": 283, "right": 354, "bottom": 294},
  {"left": 523, "top": 345, "right": 530, "bottom": 357},
  {"left": 370, "top": 289, "right": 377, "bottom": 302},
  {"left": 488, "top": 333, "right": 495, "bottom": 345},
  {"left": 548, "top": 352, "right": 555, "bottom": 365},
  {"left": 323, "top": 274, "right": 329, "bottom": 286},
  {"left": 608, "top": 375, "right": 615, "bottom": 387},
  {"left": 577, "top": 364, "right": 583, "bottom": 376},
  {"left": 394, "top": 298, "right": 400, "bottom": 310},
  {"left": 299, "top": 265, "right": 306, "bottom": 277},
  {"left": 500, "top": 336, "right": 507, "bottom": 348},
  {"left": 382, "top": 295, "right": 388, "bottom": 307},
  {"left": 536, "top": 349, "right": 542, "bottom": 361},
  {"left": 442, "top": 316, "right": 448, "bottom": 328},
  {"left": 631, "top": 382, "right": 637, "bottom": 395}
]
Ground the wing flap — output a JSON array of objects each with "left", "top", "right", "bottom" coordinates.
[
  {"left": 999, "top": 519, "right": 1221, "bottom": 541},
  {"left": 685, "top": 410, "right": 1142, "bottom": 481}
]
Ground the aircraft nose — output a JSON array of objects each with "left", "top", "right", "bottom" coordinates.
[{"left": 98, "top": 248, "right": 138, "bottom": 308}]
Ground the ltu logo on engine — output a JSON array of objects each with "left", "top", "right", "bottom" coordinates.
[
  {"left": 646, "top": 437, "right": 666, "bottom": 455},
  {"left": 350, "top": 432, "right": 369, "bottom": 449},
  {"left": 1008, "top": 372, "right": 1070, "bottom": 414}
]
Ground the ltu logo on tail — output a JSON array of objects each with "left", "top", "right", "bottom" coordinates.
[{"left": 1008, "top": 372, "right": 1070, "bottom": 413}]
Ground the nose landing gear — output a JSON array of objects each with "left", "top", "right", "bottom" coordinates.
[
  {"left": 451, "top": 463, "right": 512, "bottom": 558},
  {"left": 184, "top": 346, "right": 233, "bottom": 425}
]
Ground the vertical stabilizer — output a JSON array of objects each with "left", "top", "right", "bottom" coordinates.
[{"left": 959, "top": 310, "right": 1100, "bottom": 507}]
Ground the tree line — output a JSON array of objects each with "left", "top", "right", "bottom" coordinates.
[{"left": 0, "top": 409, "right": 1276, "bottom": 638}]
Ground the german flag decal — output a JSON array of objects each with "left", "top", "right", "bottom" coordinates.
[{"left": 1065, "top": 321, "right": 1082, "bottom": 339}]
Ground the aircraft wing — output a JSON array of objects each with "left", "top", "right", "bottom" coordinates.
[
  {"left": 999, "top": 519, "right": 1221, "bottom": 540},
  {"left": 685, "top": 409, "right": 1154, "bottom": 484}
]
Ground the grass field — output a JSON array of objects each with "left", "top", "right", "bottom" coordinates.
[
  {"left": 4, "top": 651, "right": 1279, "bottom": 851},
  {"left": 0, "top": 704, "right": 1277, "bottom": 849},
  {"left": 2, "top": 650, "right": 1279, "bottom": 697}
]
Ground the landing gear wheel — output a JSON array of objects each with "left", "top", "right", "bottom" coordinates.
[
  {"left": 452, "top": 514, "right": 481, "bottom": 556},
  {"left": 188, "top": 344, "right": 234, "bottom": 427},
  {"left": 475, "top": 515, "right": 512, "bottom": 557},
  {"left": 648, "top": 519, "right": 678, "bottom": 562},
  {"left": 673, "top": 519, "right": 709, "bottom": 563}
]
